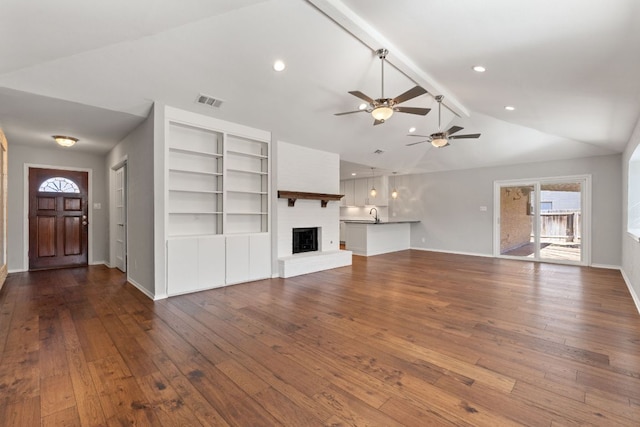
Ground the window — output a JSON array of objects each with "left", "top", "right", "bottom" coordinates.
[
  {"left": 38, "top": 177, "right": 80, "bottom": 193},
  {"left": 628, "top": 146, "right": 640, "bottom": 238}
]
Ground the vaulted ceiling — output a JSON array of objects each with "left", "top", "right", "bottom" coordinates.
[{"left": 1, "top": 0, "right": 638, "bottom": 179}]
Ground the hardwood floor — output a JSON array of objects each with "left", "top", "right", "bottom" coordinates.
[{"left": 1, "top": 251, "right": 640, "bottom": 426}]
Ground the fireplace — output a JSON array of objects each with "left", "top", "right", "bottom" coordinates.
[{"left": 292, "top": 227, "right": 318, "bottom": 254}]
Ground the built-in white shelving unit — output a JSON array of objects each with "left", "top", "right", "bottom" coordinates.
[{"left": 164, "top": 107, "right": 271, "bottom": 296}]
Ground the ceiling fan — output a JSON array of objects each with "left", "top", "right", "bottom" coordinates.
[
  {"left": 335, "top": 48, "right": 431, "bottom": 125},
  {"left": 406, "top": 95, "right": 481, "bottom": 147}
]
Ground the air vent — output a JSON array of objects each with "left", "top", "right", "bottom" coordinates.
[
  {"left": 373, "top": 149, "right": 384, "bottom": 154},
  {"left": 196, "top": 93, "right": 223, "bottom": 108}
]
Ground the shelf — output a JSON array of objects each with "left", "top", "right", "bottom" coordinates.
[
  {"left": 169, "top": 168, "right": 223, "bottom": 176},
  {"left": 169, "top": 189, "right": 222, "bottom": 194},
  {"left": 227, "top": 212, "right": 268, "bottom": 215},
  {"left": 227, "top": 190, "right": 268, "bottom": 195},
  {"left": 227, "top": 168, "right": 267, "bottom": 176},
  {"left": 226, "top": 150, "right": 267, "bottom": 159},
  {"left": 278, "top": 190, "right": 344, "bottom": 208},
  {"left": 169, "top": 211, "right": 223, "bottom": 215},
  {"left": 169, "top": 147, "right": 222, "bottom": 158}
]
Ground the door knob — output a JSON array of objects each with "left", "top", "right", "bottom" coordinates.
[
  {"left": 82, "top": 221, "right": 88, "bottom": 226},
  {"left": 82, "top": 215, "right": 87, "bottom": 219}
]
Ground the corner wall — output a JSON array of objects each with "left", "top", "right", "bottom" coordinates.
[
  {"left": 391, "top": 154, "right": 622, "bottom": 266},
  {"left": 106, "top": 107, "right": 155, "bottom": 298},
  {"left": 622, "top": 117, "right": 640, "bottom": 309}
]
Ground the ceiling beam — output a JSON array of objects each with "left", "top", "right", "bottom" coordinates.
[{"left": 307, "top": 0, "right": 469, "bottom": 117}]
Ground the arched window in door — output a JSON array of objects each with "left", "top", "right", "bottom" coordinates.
[{"left": 38, "top": 177, "right": 80, "bottom": 193}]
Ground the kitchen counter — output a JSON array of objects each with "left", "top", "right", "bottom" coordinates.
[
  {"left": 342, "top": 220, "right": 419, "bottom": 224},
  {"left": 344, "top": 220, "right": 419, "bottom": 256}
]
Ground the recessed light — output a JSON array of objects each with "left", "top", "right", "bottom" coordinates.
[
  {"left": 504, "top": 105, "right": 515, "bottom": 111},
  {"left": 358, "top": 103, "right": 368, "bottom": 110},
  {"left": 473, "top": 65, "right": 486, "bottom": 73},
  {"left": 273, "top": 60, "right": 285, "bottom": 71},
  {"left": 408, "top": 127, "right": 416, "bottom": 133},
  {"left": 351, "top": 172, "right": 357, "bottom": 176}
]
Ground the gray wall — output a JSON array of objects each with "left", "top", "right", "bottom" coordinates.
[
  {"left": 106, "top": 108, "right": 155, "bottom": 297},
  {"left": 7, "top": 144, "right": 108, "bottom": 271},
  {"left": 622, "top": 118, "right": 640, "bottom": 304},
  {"left": 391, "top": 154, "right": 622, "bottom": 267}
]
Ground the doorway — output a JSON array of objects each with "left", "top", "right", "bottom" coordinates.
[
  {"left": 494, "top": 176, "right": 591, "bottom": 265},
  {"left": 28, "top": 167, "right": 89, "bottom": 270}
]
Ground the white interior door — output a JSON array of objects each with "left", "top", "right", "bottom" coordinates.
[{"left": 115, "top": 165, "right": 127, "bottom": 272}]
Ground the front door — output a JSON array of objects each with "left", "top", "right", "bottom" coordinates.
[{"left": 29, "top": 168, "right": 89, "bottom": 270}]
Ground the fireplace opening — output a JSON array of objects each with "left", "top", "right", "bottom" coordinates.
[{"left": 292, "top": 227, "right": 318, "bottom": 254}]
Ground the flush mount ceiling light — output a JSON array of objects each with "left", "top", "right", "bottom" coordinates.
[
  {"left": 473, "top": 65, "right": 486, "bottom": 73},
  {"left": 273, "top": 60, "right": 286, "bottom": 71},
  {"left": 52, "top": 135, "right": 78, "bottom": 147}
]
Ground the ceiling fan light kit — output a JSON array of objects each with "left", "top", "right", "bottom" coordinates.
[
  {"left": 335, "top": 48, "right": 430, "bottom": 125},
  {"left": 406, "top": 95, "right": 481, "bottom": 148}
]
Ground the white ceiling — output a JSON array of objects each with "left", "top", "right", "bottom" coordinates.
[{"left": 1, "top": 0, "right": 637, "bottom": 180}]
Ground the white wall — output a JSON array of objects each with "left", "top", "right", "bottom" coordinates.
[
  {"left": 276, "top": 141, "right": 340, "bottom": 258},
  {"left": 7, "top": 144, "right": 108, "bottom": 271},
  {"left": 391, "top": 154, "right": 622, "bottom": 266},
  {"left": 106, "top": 107, "right": 156, "bottom": 297},
  {"left": 622, "top": 117, "right": 640, "bottom": 308}
]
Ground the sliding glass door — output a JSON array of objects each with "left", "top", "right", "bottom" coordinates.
[{"left": 495, "top": 176, "right": 590, "bottom": 265}]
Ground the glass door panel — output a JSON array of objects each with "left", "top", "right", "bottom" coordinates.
[
  {"left": 539, "top": 181, "right": 582, "bottom": 263},
  {"left": 499, "top": 185, "right": 536, "bottom": 257}
]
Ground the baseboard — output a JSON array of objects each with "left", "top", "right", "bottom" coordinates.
[
  {"left": 409, "top": 247, "right": 493, "bottom": 258},
  {"left": 126, "top": 276, "right": 156, "bottom": 300},
  {"left": 620, "top": 268, "right": 640, "bottom": 315},
  {"left": 90, "top": 260, "right": 108, "bottom": 266},
  {"left": 8, "top": 268, "right": 26, "bottom": 274},
  {"left": 590, "top": 263, "right": 621, "bottom": 270}
]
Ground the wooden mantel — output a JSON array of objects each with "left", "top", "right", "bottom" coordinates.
[{"left": 277, "top": 190, "right": 343, "bottom": 208}]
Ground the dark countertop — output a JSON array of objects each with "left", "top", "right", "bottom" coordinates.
[{"left": 341, "top": 220, "right": 420, "bottom": 224}]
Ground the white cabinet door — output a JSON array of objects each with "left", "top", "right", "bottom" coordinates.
[
  {"left": 167, "top": 238, "right": 199, "bottom": 296},
  {"left": 354, "top": 178, "right": 369, "bottom": 206},
  {"left": 249, "top": 234, "right": 271, "bottom": 281},
  {"left": 198, "top": 235, "right": 226, "bottom": 289},
  {"left": 226, "top": 235, "right": 250, "bottom": 284},
  {"left": 344, "top": 179, "right": 355, "bottom": 206}
]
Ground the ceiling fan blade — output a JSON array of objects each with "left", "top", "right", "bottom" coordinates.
[
  {"left": 348, "top": 90, "right": 375, "bottom": 104},
  {"left": 449, "top": 133, "right": 481, "bottom": 139},
  {"left": 392, "top": 86, "right": 427, "bottom": 104},
  {"left": 406, "top": 140, "right": 430, "bottom": 146},
  {"left": 395, "top": 106, "right": 431, "bottom": 116},
  {"left": 407, "top": 134, "right": 430, "bottom": 137},
  {"left": 334, "top": 110, "right": 365, "bottom": 116},
  {"left": 373, "top": 119, "right": 385, "bottom": 126},
  {"left": 445, "top": 125, "right": 464, "bottom": 136}
]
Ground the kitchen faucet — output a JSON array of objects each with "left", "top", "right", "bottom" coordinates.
[{"left": 369, "top": 207, "right": 380, "bottom": 223}]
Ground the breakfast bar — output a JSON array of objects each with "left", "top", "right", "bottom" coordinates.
[{"left": 344, "top": 220, "right": 419, "bottom": 256}]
